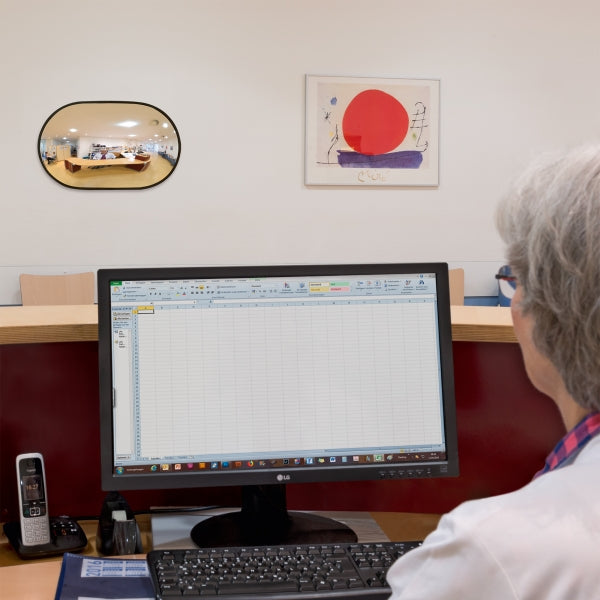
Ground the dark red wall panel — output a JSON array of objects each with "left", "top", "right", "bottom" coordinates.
[{"left": 0, "top": 340, "right": 564, "bottom": 522}]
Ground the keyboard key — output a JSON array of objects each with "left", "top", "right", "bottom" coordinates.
[{"left": 218, "top": 581, "right": 299, "bottom": 594}]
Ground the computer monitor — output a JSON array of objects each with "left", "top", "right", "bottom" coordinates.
[{"left": 98, "top": 263, "right": 458, "bottom": 546}]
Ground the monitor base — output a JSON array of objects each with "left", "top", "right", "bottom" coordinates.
[
  {"left": 191, "top": 509, "right": 357, "bottom": 547},
  {"left": 190, "top": 484, "right": 358, "bottom": 547}
]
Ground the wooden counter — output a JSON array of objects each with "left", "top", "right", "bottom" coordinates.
[
  {"left": 0, "top": 511, "right": 440, "bottom": 599},
  {"left": 0, "top": 511, "right": 440, "bottom": 567},
  {"left": 65, "top": 156, "right": 151, "bottom": 172},
  {"left": 0, "top": 304, "right": 514, "bottom": 346},
  {"left": 0, "top": 515, "right": 439, "bottom": 597},
  {"left": 450, "top": 304, "right": 516, "bottom": 343},
  {"left": 0, "top": 304, "right": 98, "bottom": 344}
]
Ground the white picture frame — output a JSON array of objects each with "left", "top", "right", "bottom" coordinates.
[{"left": 305, "top": 75, "right": 439, "bottom": 186}]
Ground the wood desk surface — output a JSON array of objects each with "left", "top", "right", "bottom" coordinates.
[
  {"left": 68, "top": 156, "right": 150, "bottom": 167},
  {"left": 0, "top": 512, "right": 441, "bottom": 598},
  {"left": 0, "top": 304, "right": 515, "bottom": 345}
]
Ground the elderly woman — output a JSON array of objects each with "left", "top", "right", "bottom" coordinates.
[{"left": 386, "top": 144, "right": 600, "bottom": 599}]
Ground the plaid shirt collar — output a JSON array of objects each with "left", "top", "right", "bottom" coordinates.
[{"left": 534, "top": 411, "right": 600, "bottom": 479}]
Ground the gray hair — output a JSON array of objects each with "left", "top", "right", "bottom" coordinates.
[{"left": 496, "top": 144, "right": 600, "bottom": 411}]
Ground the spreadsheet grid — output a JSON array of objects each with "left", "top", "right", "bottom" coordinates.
[{"left": 131, "top": 301, "right": 443, "bottom": 459}]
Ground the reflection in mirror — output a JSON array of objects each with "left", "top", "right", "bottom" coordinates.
[{"left": 38, "top": 101, "right": 180, "bottom": 190}]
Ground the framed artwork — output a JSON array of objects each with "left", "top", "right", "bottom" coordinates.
[{"left": 305, "top": 75, "right": 439, "bottom": 186}]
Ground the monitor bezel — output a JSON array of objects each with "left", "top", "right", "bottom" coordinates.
[{"left": 98, "top": 262, "right": 459, "bottom": 492}]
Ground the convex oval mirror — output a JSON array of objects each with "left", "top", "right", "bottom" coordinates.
[{"left": 38, "top": 101, "right": 180, "bottom": 190}]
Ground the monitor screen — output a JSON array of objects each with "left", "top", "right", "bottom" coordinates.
[{"left": 98, "top": 263, "right": 458, "bottom": 546}]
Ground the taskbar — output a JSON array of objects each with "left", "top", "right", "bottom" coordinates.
[{"left": 114, "top": 450, "right": 446, "bottom": 476}]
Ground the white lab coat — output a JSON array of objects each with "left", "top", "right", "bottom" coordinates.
[{"left": 386, "top": 435, "right": 600, "bottom": 599}]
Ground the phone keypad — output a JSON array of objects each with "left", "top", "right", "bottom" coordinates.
[{"left": 22, "top": 516, "right": 51, "bottom": 545}]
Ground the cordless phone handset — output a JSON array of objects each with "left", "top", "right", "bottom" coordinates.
[{"left": 16, "top": 452, "right": 51, "bottom": 546}]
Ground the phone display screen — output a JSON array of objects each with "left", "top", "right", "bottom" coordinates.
[
  {"left": 23, "top": 474, "right": 44, "bottom": 501},
  {"left": 19, "top": 458, "right": 47, "bottom": 516}
]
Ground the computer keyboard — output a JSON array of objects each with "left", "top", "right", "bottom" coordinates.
[{"left": 146, "top": 540, "right": 421, "bottom": 598}]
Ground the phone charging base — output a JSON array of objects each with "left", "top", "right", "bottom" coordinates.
[{"left": 3, "top": 517, "right": 88, "bottom": 559}]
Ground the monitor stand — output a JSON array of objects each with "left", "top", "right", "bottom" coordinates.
[{"left": 190, "top": 484, "right": 357, "bottom": 547}]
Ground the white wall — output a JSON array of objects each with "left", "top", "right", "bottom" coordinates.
[{"left": 1, "top": 0, "right": 599, "bottom": 304}]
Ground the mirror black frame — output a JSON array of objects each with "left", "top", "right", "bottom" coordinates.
[{"left": 38, "top": 101, "right": 181, "bottom": 190}]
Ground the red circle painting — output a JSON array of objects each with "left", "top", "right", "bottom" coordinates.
[{"left": 342, "top": 90, "right": 409, "bottom": 156}]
